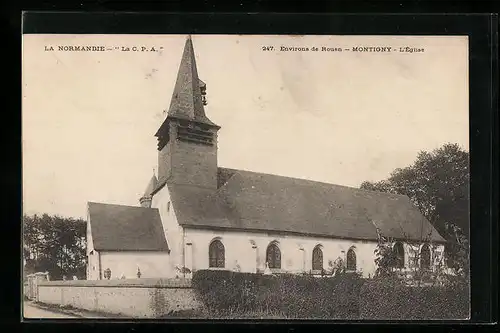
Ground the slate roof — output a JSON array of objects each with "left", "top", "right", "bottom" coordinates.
[
  {"left": 166, "top": 167, "right": 446, "bottom": 243},
  {"left": 87, "top": 202, "right": 169, "bottom": 252},
  {"left": 155, "top": 35, "right": 218, "bottom": 138}
]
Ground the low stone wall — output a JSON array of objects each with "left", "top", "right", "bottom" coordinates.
[{"left": 37, "top": 278, "right": 202, "bottom": 318}]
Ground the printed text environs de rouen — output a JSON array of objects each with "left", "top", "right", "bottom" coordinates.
[{"left": 262, "top": 46, "right": 425, "bottom": 53}]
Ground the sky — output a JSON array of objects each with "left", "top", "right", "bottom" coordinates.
[{"left": 22, "top": 34, "right": 469, "bottom": 219}]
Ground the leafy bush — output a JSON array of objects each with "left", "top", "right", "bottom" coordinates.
[
  {"left": 359, "top": 279, "right": 470, "bottom": 320},
  {"left": 192, "top": 270, "right": 365, "bottom": 319}
]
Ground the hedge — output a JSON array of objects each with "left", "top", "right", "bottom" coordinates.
[
  {"left": 359, "top": 279, "right": 470, "bottom": 320},
  {"left": 192, "top": 270, "right": 365, "bottom": 319},
  {"left": 192, "top": 270, "right": 470, "bottom": 319}
]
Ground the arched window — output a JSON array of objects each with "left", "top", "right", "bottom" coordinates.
[
  {"left": 393, "top": 242, "right": 405, "bottom": 269},
  {"left": 209, "top": 239, "right": 225, "bottom": 268},
  {"left": 420, "top": 244, "right": 431, "bottom": 270},
  {"left": 266, "top": 242, "right": 281, "bottom": 269},
  {"left": 346, "top": 248, "right": 357, "bottom": 271},
  {"left": 312, "top": 245, "right": 323, "bottom": 271}
]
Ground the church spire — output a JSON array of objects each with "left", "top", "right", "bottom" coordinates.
[
  {"left": 164, "top": 35, "right": 217, "bottom": 126},
  {"left": 143, "top": 172, "right": 158, "bottom": 197},
  {"left": 139, "top": 172, "right": 158, "bottom": 208}
]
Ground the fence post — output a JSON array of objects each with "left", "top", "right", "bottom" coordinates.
[
  {"left": 34, "top": 275, "right": 39, "bottom": 302},
  {"left": 26, "top": 275, "right": 31, "bottom": 300},
  {"left": 30, "top": 275, "right": 33, "bottom": 300}
]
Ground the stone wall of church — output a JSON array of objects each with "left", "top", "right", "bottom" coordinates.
[
  {"left": 86, "top": 219, "right": 100, "bottom": 280},
  {"left": 158, "top": 122, "right": 218, "bottom": 189},
  {"left": 87, "top": 251, "right": 100, "bottom": 280},
  {"left": 183, "top": 228, "right": 379, "bottom": 278},
  {"left": 99, "top": 252, "right": 172, "bottom": 279},
  {"left": 169, "top": 136, "right": 218, "bottom": 189}
]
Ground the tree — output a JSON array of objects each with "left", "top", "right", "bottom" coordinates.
[
  {"left": 361, "top": 143, "right": 469, "bottom": 277},
  {"left": 23, "top": 213, "right": 87, "bottom": 280}
]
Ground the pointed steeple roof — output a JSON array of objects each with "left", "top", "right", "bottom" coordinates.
[
  {"left": 164, "top": 35, "right": 218, "bottom": 127},
  {"left": 142, "top": 173, "right": 158, "bottom": 198}
]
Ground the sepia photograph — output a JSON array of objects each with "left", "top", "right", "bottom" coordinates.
[{"left": 22, "top": 33, "right": 470, "bottom": 320}]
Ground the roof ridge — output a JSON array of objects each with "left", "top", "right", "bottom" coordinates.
[{"left": 87, "top": 201, "right": 158, "bottom": 210}]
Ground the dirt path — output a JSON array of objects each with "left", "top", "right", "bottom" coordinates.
[{"left": 23, "top": 302, "right": 80, "bottom": 319}]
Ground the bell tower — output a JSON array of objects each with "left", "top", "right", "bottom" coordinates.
[{"left": 155, "top": 35, "right": 220, "bottom": 189}]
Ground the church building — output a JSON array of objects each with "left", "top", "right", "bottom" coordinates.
[{"left": 86, "top": 35, "right": 446, "bottom": 280}]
